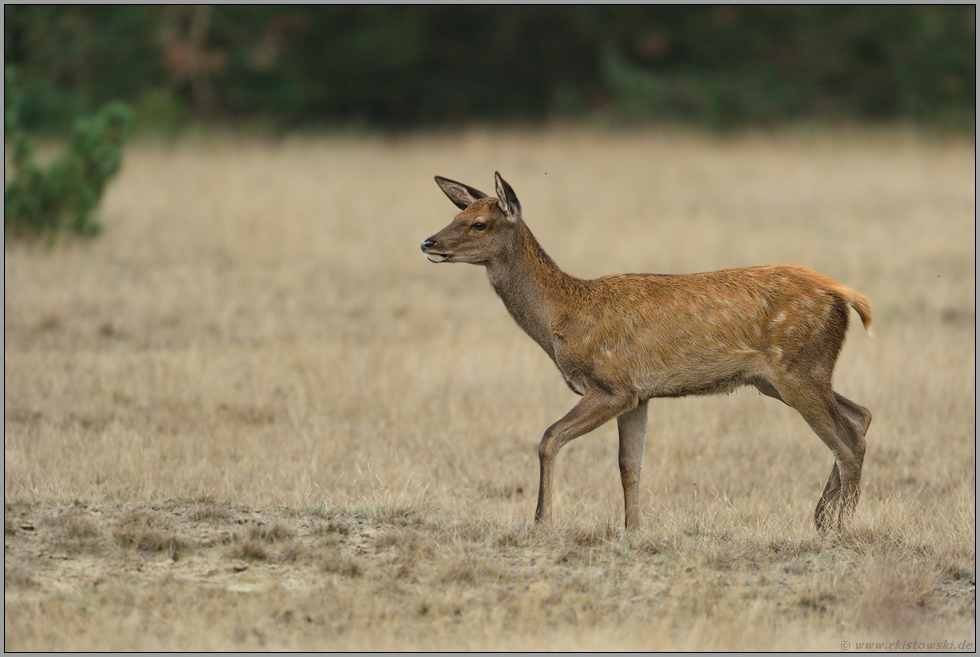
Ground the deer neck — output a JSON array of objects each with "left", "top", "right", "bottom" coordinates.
[{"left": 485, "top": 221, "right": 582, "bottom": 360}]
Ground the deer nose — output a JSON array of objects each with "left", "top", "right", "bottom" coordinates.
[{"left": 420, "top": 239, "right": 437, "bottom": 253}]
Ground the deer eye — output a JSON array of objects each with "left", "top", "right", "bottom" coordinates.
[{"left": 472, "top": 222, "right": 487, "bottom": 231}]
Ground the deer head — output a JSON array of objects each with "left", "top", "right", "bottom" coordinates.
[{"left": 421, "top": 172, "right": 522, "bottom": 265}]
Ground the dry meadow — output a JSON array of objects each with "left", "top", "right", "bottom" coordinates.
[{"left": 4, "top": 127, "right": 976, "bottom": 650}]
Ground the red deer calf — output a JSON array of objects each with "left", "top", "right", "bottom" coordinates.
[{"left": 421, "top": 172, "right": 872, "bottom": 532}]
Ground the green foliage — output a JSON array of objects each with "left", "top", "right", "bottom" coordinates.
[
  {"left": 4, "top": 6, "right": 160, "bottom": 133},
  {"left": 5, "top": 67, "right": 132, "bottom": 239},
  {"left": 4, "top": 6, "right": 975, "bottom": 131}
]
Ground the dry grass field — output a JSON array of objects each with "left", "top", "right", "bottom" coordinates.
[{"left": 4, "top": 127, "right": 975, "bottom": 651}]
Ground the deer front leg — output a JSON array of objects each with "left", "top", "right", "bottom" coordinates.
[
  {"left": 535, "top": 392, "right": 634, "bottom": 525},
  {"left": 617, "top": 400, "right": 649, "bottom": 530}
]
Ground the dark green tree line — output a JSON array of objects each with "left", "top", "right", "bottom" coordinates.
[{"left": 5, "top": 5, "right": 975, "bottom": 132}]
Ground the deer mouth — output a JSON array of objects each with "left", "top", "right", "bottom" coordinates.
[{"left": 425, "top": 252, "right": 450, "bottom": 263}]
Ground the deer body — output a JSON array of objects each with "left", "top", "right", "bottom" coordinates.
[{"left": 422, "top": 173, "right": 872, "bottom": 532}]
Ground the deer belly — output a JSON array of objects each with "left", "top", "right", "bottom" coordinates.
[{"left": 631, "top": 348, "right": 762, "bottom": 399}]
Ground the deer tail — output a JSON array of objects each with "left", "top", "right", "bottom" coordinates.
[{"left": 846, "top": 290, "right": 873, "bottom": 337}]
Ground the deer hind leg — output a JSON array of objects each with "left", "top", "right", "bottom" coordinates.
[
  {"left": 770, "top": 376, "right": 867, "bottom": 532},
  {"left": 535, "top": 392, "right": 633, "bottom": 525},
  {"left": 617, "top": 400, "right": 649, "bottom": 530},
  {"left": 814, "top": 393, "right": 870, "bottom": 531},
  {"left": 755, "top": 377, "right": 870, "bottom": 530},
  {"left": 757, "top": 379, "right": 872, "bottom": 438},
  {"left": 834, "top": 392, "right": 872, "bottom": 438},
  {"left": 814, "top": 460, "right": 844, "bottom": 530},
  {"left": 755, "top": 379, "right": 870, "bottom": 432}
]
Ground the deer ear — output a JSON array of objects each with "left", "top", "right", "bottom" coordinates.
[
  {"left": 494, "top": 172, "right": 521, "bottom": 223},
  {"left": 435, "top": 176, "right": 488, "bottom": 210}
]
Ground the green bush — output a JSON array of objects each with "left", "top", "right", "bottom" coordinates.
[{"left": 5, "top": 67, "right": 132, "bottom": 239}]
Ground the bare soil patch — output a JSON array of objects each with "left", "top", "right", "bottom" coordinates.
[{"left": 4, "top": 499, "right": 975, "bottom": 651}]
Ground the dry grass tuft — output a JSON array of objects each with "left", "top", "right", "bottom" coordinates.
[
  {"left": 277, "top": 540, "right": 308, "bottom": 564},
  {"left": 187, "top": 503, "right": 236, "bottom": 523},
  {"left": 855, "top": 548, "right": 937, "bottom": 632},
  {"left": 568, "top": 520, "right": 621, "bottom": 548},
  {"left": 51, "top": 506, "right": 104, "bottom": 555},
  {"left": 439, "top": 555, "right": 487, "bottom": 584},
  {"left": 113, "top": 508, "right": 189, "bottom": 558},
  {"left": 318, "top": 544, "right": 361, "bottom": 577},
  {"left": 247, "top": 521, "right": 294, "bottom": 543},
  {"left": 228, "top": 537, "right": 269, "bottom": 562}
]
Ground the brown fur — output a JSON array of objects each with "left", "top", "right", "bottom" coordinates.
[{"left": 422, "top": 173, "right": 873, "bottom": 532}]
